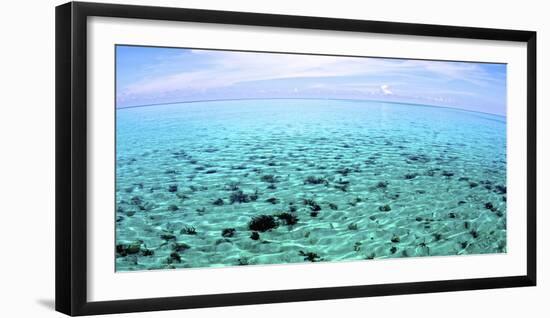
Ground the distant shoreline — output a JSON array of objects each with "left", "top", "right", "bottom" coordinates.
[{"left": 117, "top": 97, "right": 506, "bottom": 118}]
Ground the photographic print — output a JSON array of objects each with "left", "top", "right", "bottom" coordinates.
[{"left": 115, "top": 45, "right": 507, "bottom": 271}]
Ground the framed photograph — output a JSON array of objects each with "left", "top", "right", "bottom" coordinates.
[{"left": 55, "top": 1, "right": 536, "bottom": 316}]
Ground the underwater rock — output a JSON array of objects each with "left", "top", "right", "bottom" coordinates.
[
  {"left": 386, "top": 193, "right": 400, "bottom": 200},
  {"left": 116, "top": 242, "right": 141, "bottom": 256},
  {"left": 433, "top": 233, "right": 443, "bottom": 241},
  {"left": 167, "top": 204, "right": 179, "bottom": 212},
  {"left": 310, "top": 203, "right": 321, "bottom": 212},
  {"left": 379, "top": 204, "right": 392, "bottom": 212},
  {"left": 180, "top": 226, "right": 197, "bottom": 235},
  {"left": 222, "top": 228, "right": 236, "bottom": 238},
  {"left": 189, "top": 185, "right": 208, "bottom": 192},
  {"left": 470, "top": 230, "right": 479, "bottom": 239},
  {"left": 231, "top": 164, "right": 247, "bottom": 170},
  {"left": 130, "top": 196, "right": 143, "bottom": 206},
  {"left": 303, "top": 199, "right": 322, "bottom": 212},
  {"left": 469, "top": 182, "right": 479, "bottom": 188},
  {"left": 448, "top": 212, "right": 457, "bottom": 219},
  {"left": 495, "top": 185, "right": 507, "bottom": 194},
  {"left": 267, "top": 184, "right": 277, "bottom": 190},
  {"left": 212, "top": 198, "right": 225, "bottom": 206},
  {"left": 348, "top": 223, "right": 359, "bottom": 231},
  {"left": 260, "top": 174, "right": 278, "bottom": 183},
  {"left": 265, "top": 197, "right": 280, "bottom": 204},
  {"left": 310, "top": 211, "right": 319, "bottom": 217},
  {"left": 229, "top": 190, "right": 251, "bottom": 204},
  {"left": 336, "top": 167, "right": 352, "bottom": 176},
  {"left": 276, "top": 212, "right": 299, "bottom": 226},
  {"left": 205, "top": 169, "right": 217, "bottom": 174},
  {"left": 299, "top": 250, "right": 321, "bottom": 262},
  {"left": 248, "top": 215, "right": 278, "bottom": 232},
  {"left": 336, "top": 178, "right": 350, "bottom": 185},
  {"left": 224, "top": 182, "right": 240, "bottom": 191},
  {"left": 304, "top": 176, "right": 328, "bottom": 185},
  {"left": 404, "top": 173, "right": 418, "bottom": 180},
  {"left": 391, "top": 235, "right": 400, "bottom": 243},
  {"left": 172, "top": 150, "right": 188, "bottom": 159},
  {"left": 168, "top": 185, "right": 178, "bottom": 193},
  {"left": 480, "top": 180, "right": 493, "bottom": 190},
  {"left": 196, "top": 207, "right": 206, "bottom": 214},
  {"left": 328, "top": 203, "right": 338, "bottom": 210},
  {"left": 484, "top": 202, "right": 497, "bottom": 211},
  {"left": 390, "top": 246, "right": 398, "bottom": 254},
  {"left": 141, "top": 249, "right": 154, "bottom": 256},
  {"left": 349, "top": 197, "right": 363, "bottom": 207},
  {"left": 125, "top": 210, "right": 136, "bottom": 217},
  {"left": 458, "top": 200, "right": 466, "bottom": 205},
  {"left": 376, "top": 181, "right": 389, "bottom": 189},
  {"left": 441, "top": 171, "right": 454, "bottom": 177},
  {"left": 172, "top": 242, "right": 190, "bottom": 252},
  {"left": 138, "top": 201, "right": 155, "bottom": 211},
  {"left": 250, "top": 231, "right": 260, "bottom": 240},
  {"left": 249, "top": 189, "right": 259, "bottom": 201},
  {"left": 406, "top": 154, "right": 430, "bottom": 163},
  {"left": 168, "top": 252, "right": 182, "bottom": 263},
  {"left": 160, "top": 233, "right": 177, "bottom": 241},
  {"left": 415, "top": 216, "right": 423, "bottom": 222}
]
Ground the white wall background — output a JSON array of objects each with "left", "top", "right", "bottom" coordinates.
[{"left": 0, "top": 0, "right": 546, "bottom": 316}]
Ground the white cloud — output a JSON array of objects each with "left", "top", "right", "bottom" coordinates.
[
  {"left": 380, "top": 84, "right": 393, "bottom": 95},
  {"left": 118, "top": 49, "right": 502, "bottom": 106}
]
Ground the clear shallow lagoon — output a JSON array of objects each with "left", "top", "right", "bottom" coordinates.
[{"left": 115, "top": 99, "right": 507, "bottom": 271}]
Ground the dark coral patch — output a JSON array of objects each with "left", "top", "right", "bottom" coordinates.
[
  {"left": 212, "top": 198, "right": 225, "bottom": 206},
  {"left": 265, "top": 197, "right": 280, "bottom": 204},
  {"left": 250, "top": 231, "right": 260, "bottom": 240},
  {"left": 222, "top": 228, "right": 236, "bottom": 238},
  {"left": 299, "top": 250, "right": 321, "bottom": 262},
  {"left": 248, "top": 215, "right": 278, "bottom": 232},
  {"left": 276, "top": 212, "right": 299, "bottom": 225},
  {"left": 116, "top": 242, "right": 141, "bottom": 256},
  {"left": 441, "top": 171, "right": 454, "bottom": 177},
  {"left": 304, "top": 176, "right": 328, "bottom": 185}
]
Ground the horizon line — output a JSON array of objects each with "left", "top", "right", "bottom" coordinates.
[{"left": 116, "top": 97, "right": 506, "bottom": 118}]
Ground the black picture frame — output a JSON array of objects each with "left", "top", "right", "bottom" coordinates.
[{"left": 55, "top": 1, "right": 537, "bottom": 316}]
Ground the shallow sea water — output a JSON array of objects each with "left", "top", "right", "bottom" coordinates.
[{"left": 115, "top": 99, "right": 507, "bottom": 271}]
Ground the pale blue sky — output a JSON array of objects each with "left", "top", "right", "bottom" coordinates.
[{"left": 116, "top": 45, "right": 507, "bottom": 115}]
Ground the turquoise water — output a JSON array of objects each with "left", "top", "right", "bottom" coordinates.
[{"left": 115, "top": 99, "right": 507, "bottom": 271}]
